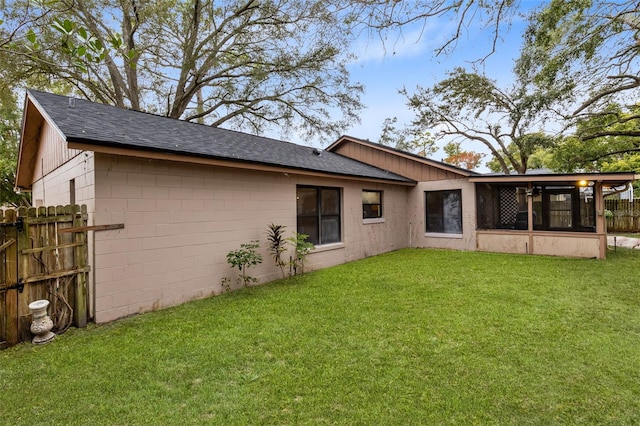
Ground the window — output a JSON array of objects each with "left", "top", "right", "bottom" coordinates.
[
  {"left": 549, "top": 192, "right": 572, "bottom": 229},
  {"left": 297, "top": 186, "right": 341, "bottom": 245},
  {"left": 425, "top": 190, "right": 462, "bottom": 234},
  {"left": 69, "top": 179, "right": 76, "bottom": 205},
  {"left": 476, "top": 184, "right": 595, "bottom": 232},
  {"left": 362, "top": 190, "right": 382, "bottom": 219}
]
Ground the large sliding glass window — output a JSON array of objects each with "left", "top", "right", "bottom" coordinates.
[
  {"left": 476, "top": 184, "right": 595, "bottom": 232},
  {"left": 425, "top": 190, "right": 462, "bottom": 234},
  {"left": 297, "top": 186, "right": 341, "bottom": 245}
]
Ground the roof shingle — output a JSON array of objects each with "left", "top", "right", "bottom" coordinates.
[{"left": 28, "top": 90, "right": 413, "bottom": 183}]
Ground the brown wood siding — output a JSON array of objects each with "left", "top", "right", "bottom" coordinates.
[
  {"left": 333, "top": 142, "right": 465, "bottom": 182},
  {"left": 32, "top": 120, "right": 82, "bottom": 183}
]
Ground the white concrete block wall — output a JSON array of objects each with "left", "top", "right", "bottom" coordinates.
[
  {"left": 31, "top": 151, "right": 95, "bottom": 211},
  {"left": 92, "top": 154, "right": 410, "bottom": 323}
]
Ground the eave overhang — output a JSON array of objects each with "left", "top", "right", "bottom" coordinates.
[
  {"left": 67, "top": 140, "right": 417, "bottom": 187},
  {"left": 469, "top": 172, "right": 639, "bottom": 187}
]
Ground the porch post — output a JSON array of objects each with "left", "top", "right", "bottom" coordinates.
[
  {"left": 595, "top": 181, "right": 606, "bottom": 259},
  {"left": 527, "top": 182, "right": 534, "bottom": 255}
]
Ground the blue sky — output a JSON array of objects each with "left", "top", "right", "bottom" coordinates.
[{"left": 334, "top": 4, "right": 536, "bottom": 166}]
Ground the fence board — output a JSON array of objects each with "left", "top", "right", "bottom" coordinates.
[
  {"left": 605, "top": 199, "right": 640, "bottom": 232},
  {"left": 3, "top": 209, "right": 19, "bottom": 346},
  {"left": 0, "top": 204, "right": 89, "bottom": 348}
]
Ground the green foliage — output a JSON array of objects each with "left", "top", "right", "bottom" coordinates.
[
  {"left": 404, "top": 66, "right": 561, "bottom": 174},
  {"left": 549, "top": 108, "right": 640, "bottom": 173},
  {"left": 266, "top": 223, "right": 287, "bottom": 279},
  {"left": 485, "top": 134, "right": 556, "bottom": 173},
  {"left": 287, "top": 233, "right": 315, "bottom": 276},
  {"left": 226, "top": 240, "right": 262, "bottom": 287},
  {"left": 0, "top": 88, "right": 29, "bottom": 207},
  {"left": 519, "top": 1, "right": 640, "bottom": 142},
  {"left": 1, "top": 0, "right": 364, "bottom": 140},
  {"left": 379, "top": 117, "right": 438, "bottom": 157}
]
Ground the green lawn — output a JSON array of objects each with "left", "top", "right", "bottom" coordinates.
[{"left": 2, "top": 248, "right": 640, "bottom": 424}]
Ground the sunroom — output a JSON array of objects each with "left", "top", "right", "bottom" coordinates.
[{"left": 470, "top": 171, "right": 638, "bottom": 259}]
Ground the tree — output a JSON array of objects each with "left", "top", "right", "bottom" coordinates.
[
  {"left": 549, "top": 108, "right": 640, "bottom": 173},
  {"left": 2, "top": 0, "right": 364, "bottom": 139},
  {"left": 349, "top": 0, "right": 521, "bottom": 58},
  {"left": 403, "top": 67, "right": 559, "bottom": 174},
  {"left": 379, "top": 117, "right": 437, "bottom": 157},
  {"left": 0, "top": 88, "right": 29, "bottom": 206},
  {"left": 442, "top": 141, "right": 484, "bottom": 170},
  {"left": 520, "top": 0, "right": 640, "bottom": 142}
]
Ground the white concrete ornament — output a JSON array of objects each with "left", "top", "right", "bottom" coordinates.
[{"left": 29, "top": 300, "right": 56, "bottom": 344}]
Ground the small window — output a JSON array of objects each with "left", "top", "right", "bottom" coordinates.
[
  {"left": 297, "top": 186, "right": 341, "bottom": 245},
  {"left": 69, "top": 179, "right": 76, "bottom": 205},
  {"left": 362, "top": 190, "right": 382, "bottom": 219},
  {"left": 425, "top": 190, "right": 462, "bottom": 234}
]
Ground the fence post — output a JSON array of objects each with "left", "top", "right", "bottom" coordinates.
[
  {"left": 17, "top": 207, "right": 32, "bottom": 343},
  {"left": 4, "top": 209, "right": 19, "bottom": 346},
  {"left": 73, "top": 205, "right": 88, "bottom": 328}
]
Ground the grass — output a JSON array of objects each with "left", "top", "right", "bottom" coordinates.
[{"left": 2, "top": 248, "right": 640, "bottom": 424}]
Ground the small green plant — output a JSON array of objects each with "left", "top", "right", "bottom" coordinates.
[
  {"left": 266, "top": 224, "right": 288, "bottom": 278},
  {"left": 220, "top": 277, "right": 232, "bottom": 293},
  {"left": 226, "top": 240, "right": 263, "bottom": 287},
  {"left": 288, "top": 232, "right": 315, "bottom": 276}
]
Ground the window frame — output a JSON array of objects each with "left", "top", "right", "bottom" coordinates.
[
  {"left": 296, "top": 185, "right": 342, "bottom": 245},
  {"left": 536, "top": 186, "right": 595, "bottom": 232},
  {"left": 362, "top": 189, "right": 383, "bottom": 220},
  {"left": 476, "top": 183, "right": 595, "bottom": 233},
  {"left": 424, "top": 189, "right": 463, "bottom": 235}
]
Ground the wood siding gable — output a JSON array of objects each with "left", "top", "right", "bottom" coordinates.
[
  {"left": 17, "top": 96, "right": 82, "bottom": 189},
  {"left": 328, "top": 137, "right": 471, "bottom": 182}
]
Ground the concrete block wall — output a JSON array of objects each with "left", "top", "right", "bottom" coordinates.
[
  {"left": 92, "top": 154, "right": 410, "bottom": 323},
  {"left": 31, "top": 151, "right": 96, "bottom": 212},
  {"left": 408, "top": 179, "right": 478, "bottom": 251}
]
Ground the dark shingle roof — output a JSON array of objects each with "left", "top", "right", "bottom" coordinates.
[{"left": 28, "top": 90, "right": 413, "bottom": 184}]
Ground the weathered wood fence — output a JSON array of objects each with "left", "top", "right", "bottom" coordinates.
[
  {"left": 605, "top": 199, "right": 640, "bottom": 233},
  {"left": 0, "top": 205, "right": 89, "bottom": 349}
]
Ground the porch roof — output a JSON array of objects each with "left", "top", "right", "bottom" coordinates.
[{"left": 469, "top": 170, "right": 639, "bottom": 187}]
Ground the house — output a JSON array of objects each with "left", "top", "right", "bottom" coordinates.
[{"left": 16, "top": 90, "right": 638, "bottom": 323}]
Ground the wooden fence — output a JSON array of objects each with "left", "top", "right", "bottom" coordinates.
[
  {"left": 0, "top": 205, "right": 89, "bottom": 349},
  {"left": 605, "top": 199, "right": 640, "bottom": 233}
]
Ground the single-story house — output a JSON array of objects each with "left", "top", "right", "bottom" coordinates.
[{"left": 16, "top": 90, "right": 638, "bottom": 323}]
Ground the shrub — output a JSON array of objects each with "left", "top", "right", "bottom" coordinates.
[
  {"left": 288, "top": 233, "right": 315, "bottom": 276},
  {"left": 266, "top": 224, "right": 287, "bottom": 278},
  {"left": 226, "top": 240, "right": 262, "bottom": 287}
]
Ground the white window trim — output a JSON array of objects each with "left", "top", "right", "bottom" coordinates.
[
  {"left": 363, "top": 218, "right": 385, "bottom": 225},
  {"left": 424, "top": 232, "right": 464, "bottom": 239},
  {"left": 312, "top": 242, "right": 345, "bottom": 253}
]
